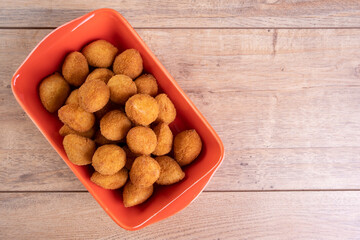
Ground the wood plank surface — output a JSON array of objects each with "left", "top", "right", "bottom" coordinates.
[
  {"left": 1, "top": 192, "right": 360, "bottom": 239},
  {"left": 2, "top": 2, "right": 360, "bottom": 237},
  {"left": 1, "top": 29, "right": 360, "bottom": 191},
  {"left": 1, "top": 147, "right": 360, "bottom": 191},
  {"left": 4, "top": 29, "right": 360, "bottom": 90},
  {"left": 3, "top": 86, "right": 360, "bottom": 150},
  {"left": 1, "top": 0, "right": 360, "bottom": 28}
]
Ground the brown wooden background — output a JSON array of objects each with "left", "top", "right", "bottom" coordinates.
[{"left": 1, "top": 1, "right": 360, "bottom": 239}]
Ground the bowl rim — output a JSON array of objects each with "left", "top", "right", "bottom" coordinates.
[{"left": 11, "top": 8, "right": 225, "bottom": 230}]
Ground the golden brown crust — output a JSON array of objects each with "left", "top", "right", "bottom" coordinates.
[
  {"left": 39, "top": 72, "right": 70, "bottom": 113},
  {"left": 100, "top": 110, "right": 132, "bottom": 141},
  {"left": 65, "top": 89, "right": 79, "bottom": 106},
  {"left": 113, "top": 49, "right": 143, "bottom": 79},
  {"left": 125, "top": 94, "right": 159, "bottom": 126},
  {"left": 59, "top": 124, "right": 95, "bottom": 138},
  {"left": 123, "top": 181, "right": 153, "bottom": 207},
  {"left": 126, "top": 126, "right": 157, "bottom": 155},
  {"left": 155, "top": 93, "right": 176, "bottom": 124},
  {"left": 91, "top": 168, "right": 128, "bottom": 190},
  {"left": 130, "top": 156, "right": 160, "bottom": 187},
  {"left": 174, "top": 129, "right": 202, "bottom": 166},
  {"left": 107, "top": 74, "right": 137, "bottom": 105},
  {"left": 63, "top": 134, "right": 95, "bottom": 166},
  {"left": 92, "top": 144, "right": 126, "bottom": 175},
  {"left": 62, "top": 51, "right": 89, "bottom": 86},
  {"left": 155, "top": 156, "right": 185, "bottom": 185},
  {"left": 82, "top": 40, "right": 118, "bottom": 68},
  {"left": 86, "top": 68, "right": 114, "bottom": 84},
  {"left": 152, "top": 123, "right": 173, "bottom": 156},
  {"left": 58, "top": 104, "right": 95, "bottom": 132},
  {"left": 78, "top": 79, "right": 110, "bottom": 112},
  {"left": 134, "top": 74, "right": 158, "bottom": 97}
]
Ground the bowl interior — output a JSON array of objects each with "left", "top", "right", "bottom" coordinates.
[{"left": 12, "top": 9, "right": 224, "bottom": 230}]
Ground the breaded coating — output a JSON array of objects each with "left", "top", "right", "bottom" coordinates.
[
  {"left": 100, "top": 110, "right": 132, "bottom": 141},
  {"left": 59, "top": 124, "right": 95, "bottom": 138},
  {"left": 58, "top": 104, "right": 95, "bottom": 132},
  {"left": 155, "top": 156, "right": 185, "bottom": 185},
  {"left": 107, "top": 74, "right": 137, "bottom": 105},
  {"left": 92, "top": 144, "right": 126, "bottom": 175},
  {"left": 126, "top": 126, "right": 157, "bottom": 155},
  {"left": 91, "top": 168, "right": 128, "bottom": 190},
  {"left": 123, "top": 181, "right": 153, "bottom": 207},
  {"left": 130, "top": 156, "right": 160, "bottom": 187},
  {"left": 155, "top": 93, "right": 176, "bottom": 124},
  {"left": 79, "top": 79, "right": 110, "bottom": 112},
  {"left": 86, "top": 68, "right": 114, "bottom": 84},
  {"left": 174, "top": 129, "right": 202, "bottom": 166},
  {"left": 93, "top": 130, "right": 119, "bottom": 146},
  {"left": 113, "top": 49, "right": 143, "bottom": 79},
  {"left": 62, "top": 51, "right": 89, "bottom": 86},
  {"left": 134, "top": 74, "right": 158, "bottom": 97},
  {"left": 82, "top": 40, "right": 118, "bottom": 68},
  {"left": 63, "top": 134, "right": 95, "bottom": 166},
  {"left": 125, "top": 94, "right": 159, "bottom": 126},
  {"left": 152, "top": 123, "right": 173, "bottom": 156},
  {"left": 39, "top": 72, "right": 70, "bottom": 113},
  {"left": 65, "top": 89, "right": 79, "bottom": 105},
  {"left": 122, "top": 145, "right": 139, "bottom": 170}
]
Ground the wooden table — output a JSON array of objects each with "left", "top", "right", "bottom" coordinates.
[{"left": 1, "top": 1, "right": 360, "bottom": 239}]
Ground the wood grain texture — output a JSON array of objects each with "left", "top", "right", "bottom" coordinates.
[
  {"left": 2, "top": 29, "right": 360, "bottom": 147},
  {"left": 1, "top": 148, "right": 360, "bottom": 191},
  {"left": 4, "top": 28, "right": 360, "bottom": 91},
  {"left": 4, "top": 28, "right": 360, "bottom": 94},
  {"left": 3, "top": 86, "right": 360, "bottom": 150},
  {"left": 1, "top": 0, "right": 360, "bottom": 28},
  {"left": 1, "top": 29, "right": 360, "bottom": 191},
  {"left": 1, "top": 1, "right": 360, "bottom": 238},
  {"left": 1, "top": 192, "right": 360, "bottom": 239}
]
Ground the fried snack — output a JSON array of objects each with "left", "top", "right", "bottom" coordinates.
[
  {"left": 94, "top": 130, "right": 119, "bottom": 146},
  {"left": 59, "top": 124, "right": 95, "bottom": 138},
  {"left": 100, "top": 110, "right": 132, "bottom": 141},
  {"left": 92, "top": 144, "right": 126, "bottom": 175},
  {"left": 82, "top": 40, "right": 118, "bottom": 68},
  {"left": 113, "top": 49, "right": 143, "bottom": 79},
  {"left": 107, "top": 74, "right": 137, "bottom": 105},
  {"left": 152, "top": 123, "right": 173, "bottom": 156},
  {"left": 134, "top": 74, "right": 158, "bottom": 97},
  {"left": 123, "top": 146, "right": 139, "bottom": 170},
  {"left": 174, "top": 129, "right": 202, "bottom": 166},
  {"left": 123, "top": 181, "right": 153, "bottom": 207},
  {"left": 58, "top": 104, "right": 95, "bottom": 132},
  {"left": 91, "top": 168, "right": 128, "bottom": 190},
  {"left": 62, "top": 51, "right": 89, "bottom": 86},
  {"left": 126, "top": 126, "right": 157, "bottom": 155},
  {"left": 63, "top": 134, "right": 95, "bottom": 166},
  {"left": 39, "top": 72, "right": 70, "bottom": 113},
  {"left": 86, "top": 68, "right": 114, "bottom": 84},
  {"left": 155, "top": 93, "right": 176, "bottom": 124},
  {"left": 155, "top": 156, "right": 185, "bottom": 185},
  {"left": 125, "top": 94, "right": 159, "bottom": 126},
  {"left": 130, "top": 156, "right": 160, "bottom": 187},
  {"left": 78, "top": 79, "right": 110, "bottom": 112},
  {"left": 65, "top": 89, "right": 79, "bottom": 105}
]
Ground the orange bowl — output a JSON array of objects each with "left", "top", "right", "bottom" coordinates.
[{"left": 11, "top": 8, "right": 224, "bottom": 230}]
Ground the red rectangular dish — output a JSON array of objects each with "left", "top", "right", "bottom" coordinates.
[{"left": 11, "top": 8, "right": 224, "bottom": 230}]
